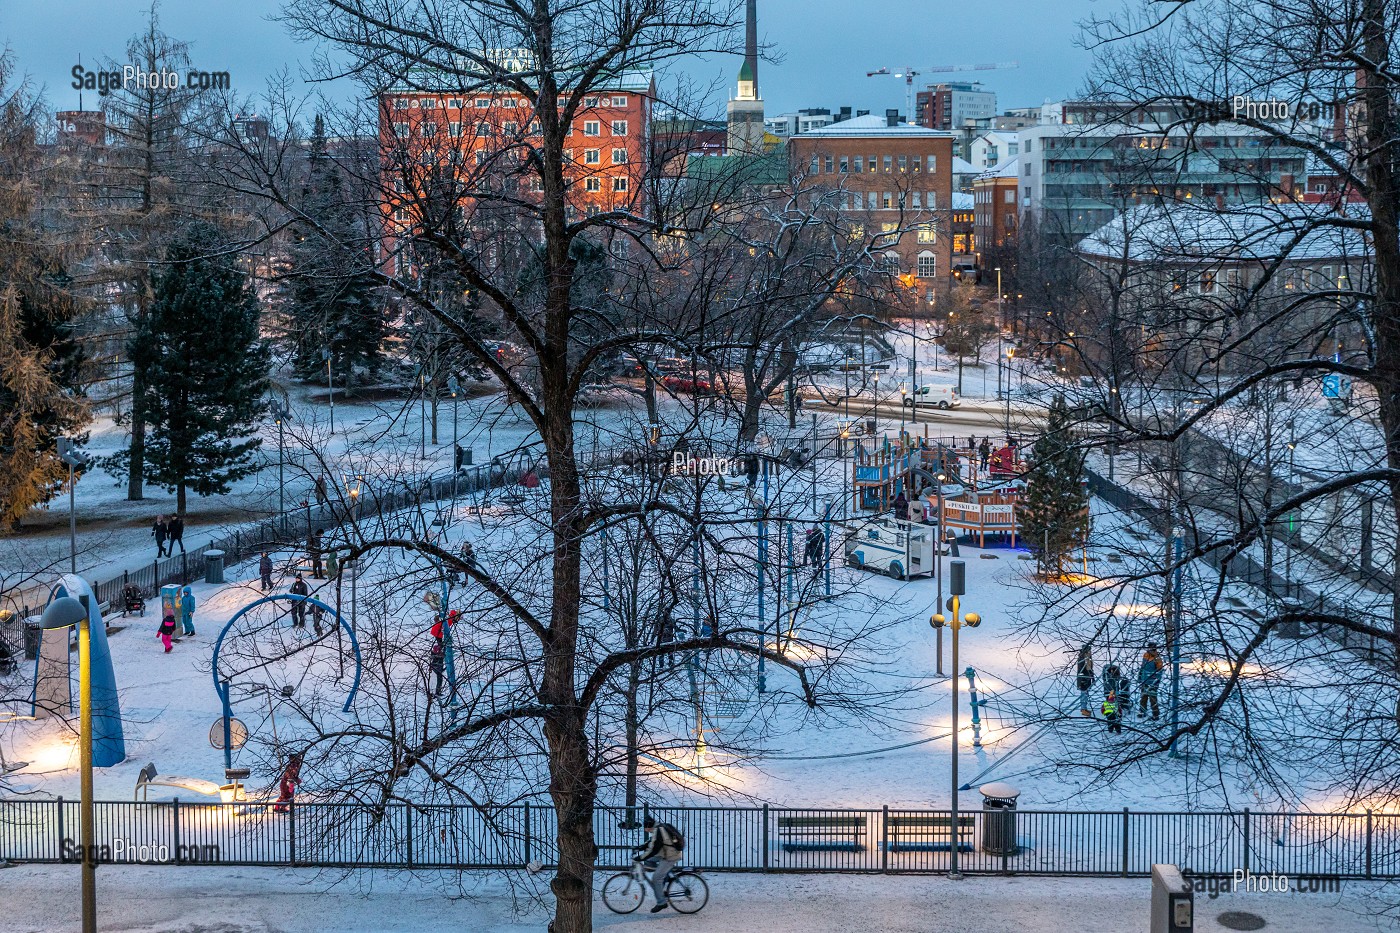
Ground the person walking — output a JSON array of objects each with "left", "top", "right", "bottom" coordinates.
[
  {"left": 967, "top": 435, "right": 977, "bottom": 453},
  {"left": 803, "top": 527, "right": 825, "bottom": 568},
  {"left": 314, "top": 475, "right": 328, "bottom": 506},
  {"left": 1138, "top": 644, "right": 1166, "bottom": 720},
  {"left": 273, "top": 752, "right": 303, "bottom": 813},
  {"left": 156, "top": 613, "right": 177, "bottom": 653},
  {"left": 179, "top": 586, "right": 196, "bottom": 637},
  {"left": 893, "top": 491, "right": 908, "bottom": 520},
  {"left": 259, "top": 552, "right": 274, "bottom": 591},
  {"left": 1075, "top": 646, "right": 1095, "bottom": 717},
  {"left": 289, "top": 574, "right": 309, "bottom": 628},
  {"left": 167, "top": 515, "right": 185, "bottom": 554},
  {"left": 1102, "top": 691, "right": 1122, "bottom": 734},
  {"left": 311, "top": 601, "right": 325, "bottom": 636},
  {"left": 152, "top": 516, "right": 169, "bottom": 557},
  {"left": 978, "top": 437, "right": 992, "bottom": 470},
  {"left": 632, "top": 815, "right": 685, "bottom": 913},
  {"left": 308, "top": 529, "right": 325, "bottom": 579}
]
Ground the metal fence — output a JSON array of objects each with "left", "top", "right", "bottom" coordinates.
[{"left": 1, "top": 798, "right": 1394, "bottom": 877}]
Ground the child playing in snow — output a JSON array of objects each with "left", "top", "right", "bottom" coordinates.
[
  {"left": 157, "top": 613, "right": 177, "bottom": 653},
  {"left": 273, "top": 752, "right": 303, "bottom": 813}
]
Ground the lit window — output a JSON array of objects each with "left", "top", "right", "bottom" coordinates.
[
  {"left": 1199, "top": 271, "right": 1217, "bottom": 294},
  {"left": 584, "top": 121, "right": 601, "bottom": 136},
  {"left": 898, "top": 155, "right": 908, "bottom": 172},
  {"left": 881, "top": 192, "right": 893, "bottom": 209},
  {"left": 926, "top": 155, "right": 937, "bottom": 173},
  {"left": 917, "top": 224, "right": 937, "bottom": 243},
  {"left": 612, "top": 120, "right": 628, "bottom": 135},
  {"left": 868, "top": 155, "right": 877, "bottom": 173},
  {"left": 883, "top": 155, "right": 892, "bottom": 172}
]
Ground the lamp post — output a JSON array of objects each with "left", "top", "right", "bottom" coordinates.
[
  {"left": 872, "top": 373, "right": 880, "bottom": 434},
  {"left": 270, "top": 402, "right": 290, "bottom": 519},
  {"left": 1285, "top": 425, "right": 1296, "bottom": 581},
  {"left": 899, "top": 382, "right": 908, "bottom": 433},
  {"left": 321, "top": 347, "right": 335, "bottom": 435},
  {"left": 57, "top": 440, "right": 90, "bottom": 576},
  {"left": 1004, "top": 348, "right": 1013, "bottom": 434},
  {"left": 929, "top": 560, "right": 982, "bottom": 880},
  {"left": 41, "top": 596, "right": 96, "bottom": 932},
  {"left": 447, "top": 376, "right": 461, "bottom": 503}
]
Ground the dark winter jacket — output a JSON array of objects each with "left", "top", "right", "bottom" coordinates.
[
  {"left": 259, "top": 555, "right": 273, "bottom": 577},
  {"left": 636, "top": 822, "right": 683, "bottom": 861},
  {"left": 152, "top": 520, "right": 168, "bottom": 543},
  {"left": 167, "top": 517, "right": 184, "bottom": 541},
  {"left": 157, "top": 615, "right": 177, "bottom": 636},
  {"left": 290, "top": 579, "right": 309, "bottom": 598},
  {"left": 429, "top": 640, "right": 445, "bottom": 673},
  {"left": 1075, "top": 656, "right": 1094, "bottom": 692},
  {"left": 1138, "top": 652, "right": 1165, "bottom": 690}
]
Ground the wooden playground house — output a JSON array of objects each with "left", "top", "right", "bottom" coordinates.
[{"left": 933, "top": 480, "right": 1026, "bottom": 547}]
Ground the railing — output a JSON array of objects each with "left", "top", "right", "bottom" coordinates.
[{"left": 0, "top": 799, "right": 1393, "bottom": 877}]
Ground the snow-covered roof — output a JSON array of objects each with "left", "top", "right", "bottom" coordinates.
[
  {"left": 952, "top": 191, "right": 974, "bottom": 210},
  {"left": 976, "top": 156, "right": 1019, "bottom": 181},
  {"left": 1077, "top": 202, "right": 1370, "bottom": 264},
  {"left": 952, "top": 156, "right": 977, "bottom": 175},
  {"left": 795, "top": 114, "right": 955, "bottom": 138}
]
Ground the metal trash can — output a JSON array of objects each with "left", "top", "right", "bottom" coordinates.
[
  {"left": 980, "top": 781, "right": 1020, "bottom": 855},
  {"left": 203, "top": 549, "right": 226, "bottom": 585}
]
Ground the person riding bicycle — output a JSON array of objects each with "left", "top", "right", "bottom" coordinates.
[{"left": 632, "top": 815, "right": 684, "bottom": 913}]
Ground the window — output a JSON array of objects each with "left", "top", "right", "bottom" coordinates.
[
  {"left": 1199, "top": 271, "right": 1217, "bottom": 294},
  {"left": 394, "top": 99, "right": 409, "bottom": 110},
  {"left": 420, "top": 98, "right": 435, "bottom": 109},
  {"left": 611, "top": 120, "right": 628, "bottom": 135},
  {"left": 449, "top": 122, "right": 461, "bottom": 137},
  {"left": 854, "top": 156, "right": 863, "bottom": 173},
  {"left": 448, "top": 99, "right": 462, "bottom": 109},
  {"left": 824, "top": 156, "right": 834, "bottom": 173},
  {"left": 883, "top": 155, "right": 893, "bottom": 172},
  {"left": 503, "top": 99, "right": 517, "bottom": 108},
  {"left": 393, "top": 122, "right": 410, "bottom": 137},
  {"left": 613, "top": 177, "right": 629, "bottom": 192},
  {"left": 393, "top": 207, "right": 408, "bottom": 221},
  {"left": 839, "top": 157, "right": 849, "bottom": 174},
  {"left": 504, "top": 121, "right": 518, "bottom": 135},
  {"left": 912, "top": 157, "right": 921, "bottom": 173},
  {"left": 917, "top": 223, "right": 937, "bottom": 243},
  {"left": 912, "top": 193, "right": 922, "bottom": 209},
  {"left": 612, "top": 148, "right": 628, "bottom": 164},
  {"left": 612, "top": 95, "right": 628, "bottom": 106},
  {"left": 881, "top": 192, "right": 893, "bottom": 209},
  {"left": 585, "top": 149, "right": 600, "bottom": 164},
  {"left": 392, "top": 179, "right": 405, "bottom": 193},
  {"left": 898, "top": 155, "right": 908, "bottom": 172},
  {"left": 475, "top": 98, "right": 491, "bottom": 108},
  {"left": 530, "top": 121, "right": 541, "bottom": 134},
  {"left": 882, "top": 252, "right": 901, "bottom": 272},
  {"left": 917, "top": 252, "right": 937, "bottom": 278},
  {"left": 585, "top": 177, "right": 601, "bottom": 191},
  {"left": 1004, "top": 189, "right": 1015, "bottom": 203},
  {"left": 584, "top": 121, "right": 601, "bottom": 136},
  {"left": 584, "top": 97, "right": 600, "bottom": 107},
  {"left": 474, "top": 152, "right": 487, "bottom": 165},
  {"left": 421, "top": 122, "right": 437, "bottom": 136},
  {"left": 476, "top": 122, "right": 490, "bottom": 137},
  {"left": 810, "top": 155, "right": 820, "bottom": 174},
  {"left": 868, "top": 155, "right": 878, "bottom": 173},
  {"left": 926, "top": 192, "right": 937, "bottom": 209},
  {"left": 1024, "top": 139, "right": 1032, "bottom": 152},
  {"left": 926, "top": 155, "right": 937, "bottom": 173},
  {"left": 531, "top": 177, "right": 544, "bottom": 192},
  {"left": 867, "top": 192, "right": 878, "bottom": 209}
]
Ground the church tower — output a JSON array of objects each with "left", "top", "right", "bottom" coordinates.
[{"left": 726, "top": 0, "right": 764, "bottom": 154}]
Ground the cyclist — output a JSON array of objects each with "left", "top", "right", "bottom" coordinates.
[{"left": 632, "top": 815, "right": 683, "bottom": 913}]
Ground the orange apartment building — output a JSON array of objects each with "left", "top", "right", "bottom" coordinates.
[
  {"left": 378, "top": 70, "right": 654, "bottom": 269},
  {"left": 787, "top": 115, "right": 955, "bottom": 302}
]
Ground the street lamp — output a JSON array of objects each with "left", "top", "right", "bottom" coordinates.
[
  {"left": 57, "top": 439, "right": 90, "bottom": 576},
  {"left": 269, "top": 402, "right": 290, "bottom": 519},
  {"left": 321, "top": 347, "right": 335, "bottom": 435},
  {"left": 447, "top": 376, "right": 461, "bottom": 503},
  {"left": 872, "top": 373, "right": 880, "bottom": 434},
  {"left": 899, "top": 382, "right": 908, "bottom": 432},
  {"left": 41, "top": 596, "right": 96, "bottom": 932},
  {"left": 928, "top": 560, "right": 982, "bottom": 880}
]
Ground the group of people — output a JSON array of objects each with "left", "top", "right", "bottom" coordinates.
[
  {"left": 150, "top": 515, "right": 186, "bottom": 557},
  {"left": 965, "top": 436, "right": 996, "bottom": 471},
  {"left": 1076, "top": 644, "right": 1166, "bottom": 733},
  {"left": 155, "top": 586, "right": 197, "bottom": 653}
]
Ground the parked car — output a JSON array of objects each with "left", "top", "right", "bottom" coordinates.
[
  {"left": 662, "top": 374, "right": 714, "bottom": 396},
  {"left": 903, "top": 384, "right": 962, "bottom": 410},
  {"left": 951, "top": 263, "right": 980, "bottom": 285}
]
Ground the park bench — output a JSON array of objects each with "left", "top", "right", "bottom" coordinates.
[
  {"left": 884, "top": 814, "right": 976, "bottom": 852},
  {"left": 776, "top": 814, "right": 867, "bottom": 852},
  {"left": 135, "top": 762, "right": 245, "bottom": 803}
]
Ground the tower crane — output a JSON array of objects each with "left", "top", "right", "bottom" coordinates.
[{"left": 866, "top": 62, "right": 1019, "bottom": 125}]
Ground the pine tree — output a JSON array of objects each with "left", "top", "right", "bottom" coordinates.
[
  {"left": 130, "top": 223, "right": 269, "bottom": 515},
  {"left": 283, "top": 115, "right": 385, "bottom": 388},
  {"left": 0, "top": 57, "right": 91, "bottom": 527},
  {"left": 1019, "top": 396, "right": 1091, "bottom": 578}
]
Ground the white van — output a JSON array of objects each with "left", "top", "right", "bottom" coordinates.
[{"left": 903, "top": 385, "right": 961, "bottom": 410}]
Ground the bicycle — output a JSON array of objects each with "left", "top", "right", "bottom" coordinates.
[{"left": 600, "top": 858, "right": 709, "bottom": 914}]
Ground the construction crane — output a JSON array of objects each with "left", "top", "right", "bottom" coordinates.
[{"left": 866, "top": 62, "right": 1019, "bottom": 126}]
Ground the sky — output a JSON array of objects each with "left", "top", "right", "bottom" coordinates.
[{"left": 3, "top": 0, "right": 1108, "bottom": 118}]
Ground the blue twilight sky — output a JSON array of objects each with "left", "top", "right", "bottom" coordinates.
[{"left": 3, "top": 0, "right": 1110, "bottom": 118}]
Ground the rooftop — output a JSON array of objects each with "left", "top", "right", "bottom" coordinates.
[{"left": 794, "top": 114, "right": 956, "bottom": 139}]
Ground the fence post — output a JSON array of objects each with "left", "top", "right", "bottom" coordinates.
[
  {"left": 1121, "top": 808, "right": 1129, "bottom": 877},
  {"left": 405, "top": 804, "right": 413, "bottom": 869},
  {"left": 288, "top": 801, "right": 297, "bottom": 867},
  {"left": 881, "top": 806, "right": 889, "bottom": 873},
  {"left": 1366, "top": 810, "right": 1373, "bottom": 880},
  {"left": 56, "top": 796, "right": 65, "bottom": 862},
  {"left": 173, "top": 799, "right": 181, "bottom": 865},
  {"left": 761, "top": 804, "right": 770, "bottom": 871},
  {"left": 1242, "top": 808, "right": 1250, "bottom": 874},
  {"left": 523, "top": 801, "right": 531, "bottom": 867}
]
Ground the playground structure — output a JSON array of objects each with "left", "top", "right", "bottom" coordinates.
[
  {"left": 842, "top": 516, "right": 936, "bottom": 580},
  {"left": 934, "top": 480, "right": 1026, "bottom": 548},
  {"left": 851, "top": 432, "right": 965, "bottom": 513}
]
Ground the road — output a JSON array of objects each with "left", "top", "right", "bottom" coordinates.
[{"left": 801, "top": 393, "right": 1045, "bottom": 438}]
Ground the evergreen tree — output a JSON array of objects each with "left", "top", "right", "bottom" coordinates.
[
  {"left": 1019, "top": 396, "right": 1091, "bottom": 578},
  {"left": 284, "top": 115, "right": 384, "bottom": 387},
  {"left": 0, "top": 57, "right": 91, "bottom": 527},
  {"left": 130, "top": 223, "right": 269, "bottom": 515}
]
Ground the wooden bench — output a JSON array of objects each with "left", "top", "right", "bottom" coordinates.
[
  {"left": 885, "top": 815, "right": 976, "bottom": 852},
  {"left": 776, "top": 815, "right": 868, "bottom": 852},
  {"left": 135, "top": 762, "right": 239, "bottom": 803}
]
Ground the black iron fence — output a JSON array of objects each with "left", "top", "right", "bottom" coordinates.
[{"left": 1, "top": 799, "right": 1394, "bottom": 878}]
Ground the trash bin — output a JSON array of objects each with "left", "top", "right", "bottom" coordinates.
[
  {"left": 865, "top": 418, "right": 877, "bottom": 437},
  {"left": 203, "top": 549, "right": 226, "bottom": 585},
  {"left": 980, "top": 781, "right": 1020, "bottom": 855},
  {"left": 23, "top": 618, "right": 42, "bottom": 660}
]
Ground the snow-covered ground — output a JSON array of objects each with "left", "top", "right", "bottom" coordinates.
[{"left": 0, "top": 864, "right": 1391, "bottom": 933}]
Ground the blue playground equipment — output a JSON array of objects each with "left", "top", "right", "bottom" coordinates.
[{"left": 210, "top": 594, "right": 362, "bottom": 768}]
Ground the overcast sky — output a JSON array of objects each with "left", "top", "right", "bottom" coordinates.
[{"left": 3, "top": 0, "right": 1108, "bottom": 117}]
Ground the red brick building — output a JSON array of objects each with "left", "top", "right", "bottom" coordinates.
[
  {"left": 973, "top": 156, "right": 1019, "bottom": 265},
  {"left": 378, "top": 71, "right": 654, "bottom": 268},
  {"left": 788, "top": 114, "right": 955, "bottom": 300}
]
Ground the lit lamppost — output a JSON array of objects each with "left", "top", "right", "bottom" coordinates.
[
  {"left": 57, "top": 439, "right": 90, "bottom": 576},
  {"left": 41, "top": 596, "right": 97, "bottom": 932},
  {"left": 1004, "top": 347, "right": 1014, "bottom": 433},
  {"left": 929, "top": 560, "right": 982, "bottom": 880},
  {"left": 899, "top": 382, "right": 908, "bottom": 433}
]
